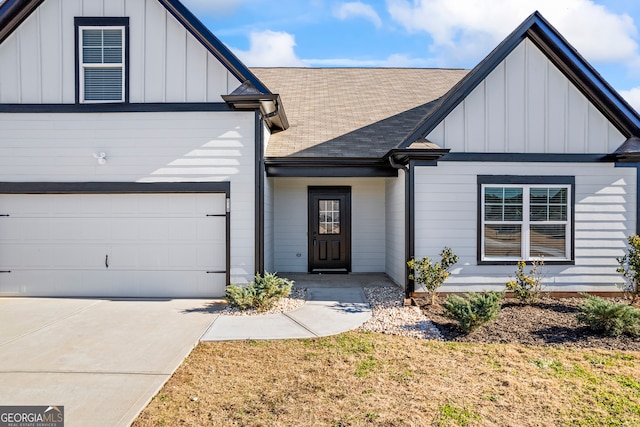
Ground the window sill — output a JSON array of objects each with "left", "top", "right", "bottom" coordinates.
[{"left": 478, "top": 259, "right": 575, "bottom": 266}]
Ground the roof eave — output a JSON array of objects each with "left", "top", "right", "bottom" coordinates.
[
  {"left": 222, "top": 93, "right": 290, "bottom": 133},
  {"left": 0, "top": 0, "right": 44, "bottom": 44},
  {"left": 386, "top": 148, "right": 451, "bottom": 165},
  {"left": 264, "top": 157, "right": 396, "bottom": 177}
]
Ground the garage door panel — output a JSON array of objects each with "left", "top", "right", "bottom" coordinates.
[
  {"left": 0, "top": 243, "right": 106, "bottom": 269},
  {"left": 0, "top": 270, "right": 112, "bottom": 297},
  {"left": 0, "top": 193, "right": 228, "bottom": 297}
]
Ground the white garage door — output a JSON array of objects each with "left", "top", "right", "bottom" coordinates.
[{"left": 0, "top": 193, "right": 227, "bottom": 297}]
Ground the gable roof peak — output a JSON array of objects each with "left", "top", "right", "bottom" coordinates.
[
  {"left": 399, "top": 10, "right": 640, "bottom": 148},
  {"left": 0, "top": 0, "right": 273, "bottom": 97}
]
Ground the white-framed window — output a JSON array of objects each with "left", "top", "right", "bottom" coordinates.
[
  {"left": 479, "top": 177, "right": 573, "bottom": 262},
  {"left": 75, "top": 17, "right": 128, "bottom": 104}
]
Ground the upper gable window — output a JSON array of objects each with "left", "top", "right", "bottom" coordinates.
[{"left": 75, "top": 18, "right": 129, "bottom": 104}]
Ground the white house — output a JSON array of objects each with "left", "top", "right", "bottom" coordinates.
[{"left": 0, "top": 0, "right": 638, "bottom": 299}]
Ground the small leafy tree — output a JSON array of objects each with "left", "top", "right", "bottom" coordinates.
[
  {"left": 577, "top": 294, "right": 640, "bottom": 337},
  {"left": 506, "top": 259, "right": 545, "bottom": 304},
  {"left": 407, "top": 247, "right": 458, "bottom": 305},
  {"left": 441, "top": 291, "right": 504, "bottom": 333},
  {"left": 225, "top": 272, "right": 293, "bottom": 312},
  {"left": 616, "top": 234, "right": 640, "bottom": 305}
]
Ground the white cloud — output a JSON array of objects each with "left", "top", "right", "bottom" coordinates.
[
  {"left": 386, "top": 0, "right": 639, "bottom": 65},
  {"left": 232, "top": 30, "right": 307, "bottom": 67},
  {"left": 334, "top": 2, "right": 383, "bottom": 28},
  {"left": 620, "top": 87, "right": 640, "bottom": 114}
]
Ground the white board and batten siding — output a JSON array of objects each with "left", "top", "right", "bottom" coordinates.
[
  {"left": 0, "top": 0, "right": 241, "bottom": 104},
  {"left": 413, "top": 162, "right": 637, "bottom": 293},
  {"left": 0, "top": 110, "right": 257, "bottom": 294},
  {"left": 425, "top": 39, "right": 626, "bottom": 153},
  {"left": 272, "top": 178, "right": 386, "bottom": 273},
  {"left": 385, "top": 172, "right": 405, "bottom": 287}
]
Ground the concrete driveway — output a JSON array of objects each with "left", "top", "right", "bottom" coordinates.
[{"left": 0, "top": 297, "right": 222, "bottom": 426}]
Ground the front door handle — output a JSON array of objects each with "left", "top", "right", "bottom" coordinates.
[{"left": 105, "top": 254, "right": 109, "bottom": 269}]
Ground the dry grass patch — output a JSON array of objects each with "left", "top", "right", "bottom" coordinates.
[{"left": 133, "top": 332, "right": 640, "bottom": 426}]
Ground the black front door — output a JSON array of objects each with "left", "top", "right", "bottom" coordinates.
[{"left": 308, "top": 187, "right": 351, "bottom": 272}]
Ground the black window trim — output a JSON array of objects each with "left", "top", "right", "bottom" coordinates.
[
  {"left": 74, "top": 17, "right": 130, "bottom": 104},
  {"left": 477, "top": 175, "right": 576, "bottom": 265}
]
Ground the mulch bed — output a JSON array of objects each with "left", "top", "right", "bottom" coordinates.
[{"left": 418, "top": 296, "right": 640, "bottom": 352}]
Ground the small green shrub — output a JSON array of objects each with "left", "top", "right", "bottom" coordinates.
[
  {"left": 576, "top": 294, "right": 640, "bottom": 337},
  {"left": 225, "top": 272, "right": 293, "bottom": 312},
  {"left": 441, "top": 291, "right": 503, "bottom": 333},
  {"left": 506, "top": 259, "right": 544, "bottom": 304},
  {"left": 616, "top": 234, "right": 640, "bottom": 304},
  {"left": 408, "top": 247, "right": 458, "bottom": 305},
  {"left": 225, "top": 284, "right": 256, "bottom": 310}
]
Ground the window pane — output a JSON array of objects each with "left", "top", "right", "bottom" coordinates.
[
  {"left": 530, "top": 205, "right": 547, "bottom": 221},
  {"left": 530, "top": 225, "right": 566, "bottom": 258},
  {"left": 103, "top": 29, "right": 123, "bottom": 46},
  {"left": 318, "top": 199, "right": 340, "bottom": 235},
  {"left": 484, "top": 187, "right": 522, "bottom": 221},
  {"left": 484, "top": 224, "right": 521, "bottom": 258},
  {"left": 530, "top": 188, "right": 549, "bottom": 204},
  {"left": 548, "top": 205, "right": 567, "bottom": 221},
  {"left": 103, "top": 47, "right": 122, "bottom": 63},
  {"left": 82, "top": 29, "right": 102, "bottom": 47},
  {"left": 549, "top": 188, "right": 567, "bottom": 204},
  {"left": 484, "top": 204, "right": 503, "bottom": 221},
  {"left": 83, "top": 47, "right": 103, "bottom": 63},
  {"left": 530, "top": 187, "right": 568, "bottom": 222},
  {"left": 82, "top": 29, "right": 122, "bottom": 64},
  {"left": 504, "top": 188, "right": 523, "bottom": 204},
  {"left": 84, "top": 68, "right": 123, "bottom": 101},
  {"left": 503, "top": 205, "right": 523, "bottom": 221}
]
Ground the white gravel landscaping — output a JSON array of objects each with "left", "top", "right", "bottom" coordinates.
[
  {"left": 359, "top": 286, "right": 442, "bottom": 340},
  {"left": 221, "top": 285, "right": 442, "bottom": 339}
]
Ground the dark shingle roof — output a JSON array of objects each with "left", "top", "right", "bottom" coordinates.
[{"left": 252, "top": 68, "right": 468, "bottom": 158}]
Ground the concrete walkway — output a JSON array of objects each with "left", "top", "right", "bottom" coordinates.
[{"left": 201, "top": 287, "right": 372, "bottom": 341}]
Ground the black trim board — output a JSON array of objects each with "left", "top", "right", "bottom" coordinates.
[
  {"left": 255, "top": 111, "right": 265, "bottom": 275},
  {"left": 476, "top": 175, "right": 576, "bottom": 265},
  {"left": 0, "top": 181, "right": 230, "bottom": 195},
  {"left": 440, "top": 153, "right": 612, "bottom": 163},
  {"left": 265, "top": 158, "right": 398, "bottom": 177},
  {"left": 267, "top": 166, "right": 397, "bottom": 178},
  {"left": 0, "top": 103, "right": 233, "bottom": 113},
  {"left": 406, "top": 162, "right": 415, "bottom": 298},
  {"left": 74, "top": 17, "right": 130, "bottom": 105},
  {"left": 0, "top": 0, "right": 44, "bottom": 44}
]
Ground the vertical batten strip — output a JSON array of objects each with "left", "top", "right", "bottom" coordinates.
[{"left": 183, "top": 28, "right": 187, "bottom": 102}]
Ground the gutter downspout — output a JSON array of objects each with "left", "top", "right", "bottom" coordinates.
[{"left": 388, "top": 155, "right": 413, "bottom": 301}]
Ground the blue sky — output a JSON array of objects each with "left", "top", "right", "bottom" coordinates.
[{"left": 181, "top": 0, "right": 640, "bottom": 111}]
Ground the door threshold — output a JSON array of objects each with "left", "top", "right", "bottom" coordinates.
[{"left": 310, "top": 269, "right": 349, "bottom": 274}]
